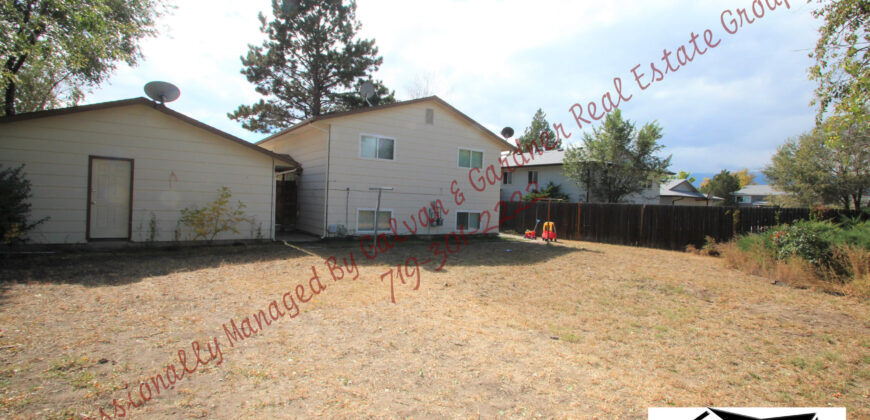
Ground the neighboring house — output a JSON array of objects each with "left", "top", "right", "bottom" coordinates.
[
  {"left": 658, "top": 179, "right": 722, "bottom": 206},
  {"left": 258, "top": 96, "right": 515, "bottom": 237},
  {"left": 0, "top": 98, "right": 299, "bottom": 244},
  {"left": 734, "top": 185, "right": 789, "bottom": 207},
  {"left": 499, "top": 148, "right": 660, "bottom": 204},
  {"left": 500, "top": 149, "right": 584, "bottom": 201}
]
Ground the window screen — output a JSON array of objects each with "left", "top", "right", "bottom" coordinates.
[
  {"left": 459, "top": 149, "right": 483, "bottom": 169},
  {"left": 358, "top": 209, "right": 391, "bottom": 232},
  {"left": 360, "top": 135, "right": 394, "bottom": 160},
  {"left": 456, "top": 211, "right": 481, "bottom": 231}
]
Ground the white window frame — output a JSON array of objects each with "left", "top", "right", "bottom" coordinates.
[
  {"left": 356, "top": 208, "right": 394, "bottom": 234},
  {"left": 528, "top": 170, "right": 539, "bottom": 185},
  {"left": 503, "top": 171, "right": 512, "bottom": 185},
  {"left": 458, "top": 147, "right": 484, "bottom": 169},
  {"left": 455, "top": 210, "right": 482, "bottom": 232},
  {"left": 359, "top": 133, "right": 397, "bottom": 161}
]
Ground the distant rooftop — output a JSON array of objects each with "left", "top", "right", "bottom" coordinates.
[
  {"left": 500, "top": 148, "right": 567, "bottom": 168},
  {"left": 659, "top": 179, "right": 722, "bottom": 200},
  {"left": 735, "top": 185, "right": 787, "bottom": 196}
]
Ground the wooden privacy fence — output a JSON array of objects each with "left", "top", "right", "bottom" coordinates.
[{"left": 498, "top": 201, "right": 865, "bottom": 251}]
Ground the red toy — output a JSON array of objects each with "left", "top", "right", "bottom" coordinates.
[{"left": 542, "top": 221, "right": 557, "bottom": 242}]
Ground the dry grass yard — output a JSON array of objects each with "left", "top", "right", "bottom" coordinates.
[{"left": 0, "top": 237, "right": 868, "bottom": 419}]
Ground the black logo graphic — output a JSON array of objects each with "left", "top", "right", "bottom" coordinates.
[{"left": 695, "top": 408, "right": 818, "bottom": 420}]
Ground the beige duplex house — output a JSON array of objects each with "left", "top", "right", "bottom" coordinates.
[
  {"left": 0, "top": 98, "right": 299, "bottom": 244},
  {"left": 258, "top": 96, "right": 514, "bottom": 237}
]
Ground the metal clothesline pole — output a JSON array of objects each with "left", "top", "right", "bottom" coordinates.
[{"left": 369, "top": 187, "right": 393, "bottom": 248}]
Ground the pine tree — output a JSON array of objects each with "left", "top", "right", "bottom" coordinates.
[
  {"left": 517, "top": 108, "right": 560, "bottom": 152},
  {"left": 229, "top": 0, "right": 394, "bottom": 133}
]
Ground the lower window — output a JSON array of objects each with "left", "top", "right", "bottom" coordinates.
[
  {"left": 357, "top": 209, "right": 392, "bottom": 232},
  {"left": 456, "top": 211, "right": 481, "bottom": 231}
]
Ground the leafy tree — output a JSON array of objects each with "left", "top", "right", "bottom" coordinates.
[
  {"left": 732, "top": 168, "right": 757, "bottom": 188},
  {"left": 764, "top": 118, "right": 869, "bottom": 210},
  {"left": 522, "top": 182, "right": 570, "bottom": 202},
  {"left": 563, "top": 109, "right": 671, "bottom": 203},
  {"left": 1, "top": 0, "right": 165, "bottom": 116},
  {"left": 669, "top": 170, "right": 696, "bottom": 184},
  {"left": 808, "top": 0, "right": 869, "bottom": 120},
  {"left": 678, "top": 170, "right": 696, "bottom": 184},
  {"left": 699, "top": 170, "right": 741, "bottom": 206},
  {"left": 405, "top": 71, "right": 443, "bottom": 99},
  {"left": 700, "top": 169, "right": 756, "bottom": 190},
  {"left": 517, "top": 108, "right": 559, "bottom": 152},
  {"left": 1, "top": 164, "right": 47, "bottom": 244},
  {"left": 229, "top": 0, "right": 393, "bottom": 133}
]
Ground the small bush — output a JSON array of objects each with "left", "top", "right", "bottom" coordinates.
[
  {"left": 179, "top": 187, "right": 249, "bottom": 242},
  {"left": 522, "top": 182, "right": 569, "bottom": 202},
  {"left": 724, "top": 217, "right": 870, "bottom": 298},
  {"left": 769, "top": 221, "right": 836, "bottom": 267},
  {"left": 700, "top": 235, "right": 720, "bottom": 256},
  {"left": 0, "top": 164, "right": 47, "bottom": 244}
]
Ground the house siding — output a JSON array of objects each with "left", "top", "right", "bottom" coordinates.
[
  {"left": 264, "top": 125, "right": 327, "bottom": 236},
  {"left": 501, "top": 165, "right": 585, "bottom": 202},
  {"left": 263, "top": 100, "right": 509, "bottom": 237},
  {"left": 0, "top": 104, "right": 277, "bottom": 244},
  {"left": 501, "top": 164, "right": 659, "bottom": 204}
]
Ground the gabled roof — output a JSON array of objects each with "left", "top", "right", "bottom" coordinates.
[
  {"left": 660, "top": 179, "right": 722, "bottom": 200},
  {"left": 257, "top": 96, "right": 515, "bottom": 151},
  {"left": 0, "top": 97, "right": 300, "bottom": 168}
]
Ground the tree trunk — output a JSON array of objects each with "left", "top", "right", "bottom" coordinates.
[{"left": 4, "top": 80, "right": 16, "bottom": 116}]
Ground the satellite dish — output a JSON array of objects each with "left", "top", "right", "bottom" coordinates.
[
  {"left": 500, "top": 127, "right": 514, "bottom": 139},
  {"left": 144, "top": 81, "right": 180, "bottom": 104},
  {"left": 360, "top": 81, "right": 375, "bottom": 106}
]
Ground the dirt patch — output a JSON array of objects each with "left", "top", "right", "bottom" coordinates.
[{"left": 1, "top": 238, "right": 868, "bottom": 418}]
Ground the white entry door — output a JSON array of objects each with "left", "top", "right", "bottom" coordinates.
[{"left": 88, "top": 157, "right": 132, "bottom": 239}]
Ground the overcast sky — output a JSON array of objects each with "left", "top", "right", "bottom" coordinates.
[{"left": 85, "top": 0, "right": 822, "bottom": 175}]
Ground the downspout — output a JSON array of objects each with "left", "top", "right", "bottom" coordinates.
[
  {"left": 270, "top": 158, "right": 276, "bottom": 240},
  {"left": 345, "top": 187, "right": 350, "bottom": 236},
  {"left": 323, "top": 125, "right": 332, "bottom": 238}
]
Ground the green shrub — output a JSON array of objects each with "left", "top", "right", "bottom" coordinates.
[
  {"left": 0, "top": 164, "right": 47, "bottom": 244},
  {"left": 179, "top": 187, "right": 249, "bottom": 242},
  {"left": 769, "top": 221, "right": 837, "bottom": 267},
  {"left": 829, "top": 220, "right": 870, "bottom": 250},
  {"left": 522, "top": 181, "right": 570, "bottom": 202}
]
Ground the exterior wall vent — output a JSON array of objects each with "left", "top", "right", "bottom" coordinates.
[{"left": 425, "top": 108, "right": 434, "bottom": 125}]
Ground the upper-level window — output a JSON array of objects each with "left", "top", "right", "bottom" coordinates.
[
  {"left": 458, "top": 148, "right": 483, "bottom": 169},
  {"left": 528, "top": 170, "right": 538, "bottom": 185},
  {"left": 360, "top": 135, "right": 395, "bottom": 160},
  {"left": 503, "top": 172, "right": 512, "bottom": 185}
]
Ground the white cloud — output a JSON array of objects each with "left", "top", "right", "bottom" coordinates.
[{"left": 83, "top": 0, "right": 824, "bottom": 171}]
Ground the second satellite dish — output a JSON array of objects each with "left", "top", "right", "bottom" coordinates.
[
  {"left": 500, "top": 127, "right": 514, "bottom": 139},
  {"left": 360, "top": 81, "right": 375, "bottom": 106},
  {"left": 144, "top": 81, "right": 180, "bottom": 104}
]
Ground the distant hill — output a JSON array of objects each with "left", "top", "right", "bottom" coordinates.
[{"left": 687, "top": 171, "right": 769, "bottom": 188}]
